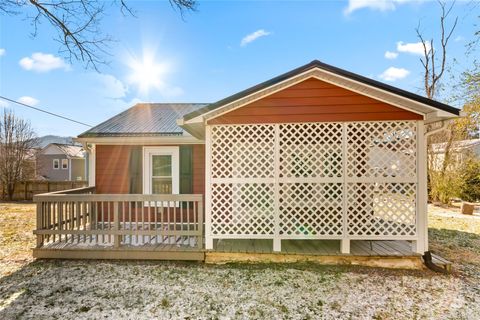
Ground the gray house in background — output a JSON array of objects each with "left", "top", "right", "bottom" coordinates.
[{"left": 36, "top": 143, "right": 86, "bottom": 181}]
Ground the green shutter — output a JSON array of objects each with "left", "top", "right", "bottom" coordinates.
[
  {"left": 129, "top": 146, "right": 143, "bottom": 194},
  {"left": 179, "top": 146, "right": 193, "bottom": 194}
]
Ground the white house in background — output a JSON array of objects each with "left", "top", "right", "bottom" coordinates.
[
  {"left": 36, "top": 143, "right": 86, "bottom": 181},
  {"left": 431, "top": 139, "right": 480, "bottom": 170}
]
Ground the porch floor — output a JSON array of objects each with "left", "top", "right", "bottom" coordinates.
[{"left": 212, "top": 239, "right": 418, "bottom": 256}]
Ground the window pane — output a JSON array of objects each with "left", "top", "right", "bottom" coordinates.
[
  {"left": 152, "top": 177, "right": 172, "bottom": 194},
  {"left": 152, "top": 155, "right": 171, "bottom": 177}
]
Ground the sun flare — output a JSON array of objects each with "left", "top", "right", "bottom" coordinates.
[{"left": 127, "top": 50, "right": 169, "bottom": 94}]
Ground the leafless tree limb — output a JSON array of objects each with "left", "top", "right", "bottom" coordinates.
[{"left": 0, "top": 0, "right": 197, "bottom": 71}]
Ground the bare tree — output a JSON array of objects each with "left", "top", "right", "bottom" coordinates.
[
  {"left": 416, "top": 1, "right": 458, "bottom": 100},
  {"left": 0, "top": 110, "right": 37, "bottom": 200},
  {"left": 0, "top": 0, "right": 197, "bottom": 70}
]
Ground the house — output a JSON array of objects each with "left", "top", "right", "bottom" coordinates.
[
  {"left": 36, "top": 143, "right": 86, "bottom": 181},
  {"left": 33, "top": 61, "right": 460, "bottom": 268},
  {"left": 431, "top": 139, "right": 480, "bottom": 170}
]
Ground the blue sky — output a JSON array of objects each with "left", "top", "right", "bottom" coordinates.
[{"left": 0, "top": 0, "right": 478, "bottom": 137}]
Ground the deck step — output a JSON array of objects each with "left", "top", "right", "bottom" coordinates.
[{"left": 431, "top": 253, "right": 453, "bottom": 272}]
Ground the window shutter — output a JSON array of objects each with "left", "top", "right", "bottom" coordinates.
[
  {"left": 129, "top": 146, "right": 143, "bottom": 194},
  {"left": 179, "top": 145, "right": 193, "bottom": 194}
]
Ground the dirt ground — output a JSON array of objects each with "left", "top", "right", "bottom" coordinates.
[{"left": 0, "top": 202, "right": 479, "bottom": 319}]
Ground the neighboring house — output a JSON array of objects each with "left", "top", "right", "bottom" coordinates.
[
  {"left": 33, "top": 61, "right": 460, "bottom": 268},
  {"left": 431, "top": 139, "right": 480, "bottom": 170},
  {"left": 36, "top": 143, "right": 86, "bottom": 181}
]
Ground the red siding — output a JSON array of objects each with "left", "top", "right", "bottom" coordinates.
[
  {"left": 207, "top": 78, "right": 422, "bottom": 125},
  {"left": 192, "top": 144, "right": 205, "bottom": 195},
  {"left": 96, "top": 145, "right": 131, "bottom": 194},
  {"left": 95, "top": 144, "right": 205, "bottom": 195}
]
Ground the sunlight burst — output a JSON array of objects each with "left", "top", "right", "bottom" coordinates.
[{"left": 127, "top": 50, "right": 169, "bottom": 95}]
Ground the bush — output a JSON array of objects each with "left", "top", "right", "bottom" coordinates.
[
  {"left": 429, "top": 171, "right": 463, "bottom": 205},
  {"left": 459, "top": 159, "right": 480, "bottom": 202}
]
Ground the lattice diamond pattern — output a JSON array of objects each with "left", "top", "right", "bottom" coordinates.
[
  {"left": 346, "top": 121, "right": 417, "bottom": 178},
  {"left": 346, "top": 183, "right": 416, "bottom": 236},
  {"left": 209, "top": 121, "right": 418, "bottom": 239},
  {"left": 211, "top": 183, "right": 275, "bottom": 235},
  {"left": 211, "top": 124, "right": 275, "bottom": 179},
  {"left": 279, "top": 123, "right": 343, "bottom": 178},
  {"left": 279, "top": 183, "right": 343, "bottom": 236}
]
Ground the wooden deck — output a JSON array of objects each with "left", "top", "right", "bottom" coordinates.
[
  {"left": 33, "top": 240, "right": 205, "bottom": 261},
  {"left": 213, "top": 239, "right": 417, "bottom": 256}
]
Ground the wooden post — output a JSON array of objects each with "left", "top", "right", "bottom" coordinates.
[
  {"left": 24, "top": 181, "right": 28, "bottom": 201},
  {"left": 205, "top": 125, "right": 214, "bottom": 250},
  {"left": 114, "top": 201, "right": 121, "bottom": 248},
  {"left": 36, "top": 201, "right": 44, "bottom": 248},
  {"left": 197, "top": 198, "right": 204, "bottom": 250},
  {"left": 414, "top": 121, "right": 427, "bottom": 254},
  {"left": 341, "top": 123, "right": 350, "bottom": 254},
  {"left": 273, "top": 124, "right": 281, "bottom": 252}
]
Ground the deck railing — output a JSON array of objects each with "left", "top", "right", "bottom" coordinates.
[{"left": 34, "top": 187, "right": 204, "bottom": 250}]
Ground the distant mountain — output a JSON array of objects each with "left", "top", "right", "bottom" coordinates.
[{"left": 35, "top": 135, "right": 80, "bottom": 148}]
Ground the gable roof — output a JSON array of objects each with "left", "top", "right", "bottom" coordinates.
[
  {"left": 41, "top": 143, "right": 85, "bottom": 158},
  {"left": 182, "top": 60, "right": 460, "bottom": 122},
  {"left": 78, "top": 103, "right": 208, "bottom": 138}
]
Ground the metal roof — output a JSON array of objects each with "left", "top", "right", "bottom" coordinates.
[
  {"left": 78, "top": 103, "right": 208, "bottom": 138},
  {"left": 183, "top": 60, "right": 460, "bottom": 121}
]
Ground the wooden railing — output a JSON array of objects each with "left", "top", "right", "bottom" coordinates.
[{"left": 34, "top": 187, "right": 204, "bottom": 251}]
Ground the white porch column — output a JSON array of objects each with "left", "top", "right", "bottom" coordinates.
[
  {"left": 341, "top": 123, "right": 350, "bottom": 254},
  {"left": 273, "top": 125, "right": 281, "bottom": 252},
  {"left": 413, "top": 121, "right": 428, "bottom": 254},
  {"left": 341, "top": 239, "right": 350, "bottom": 254},
  {"left": 205, "top": 125, "right": 213, "bottom": 250}
]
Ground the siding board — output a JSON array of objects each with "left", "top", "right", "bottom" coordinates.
[{"left": 207, "top": 78, "right": 422, "bottom": 125}]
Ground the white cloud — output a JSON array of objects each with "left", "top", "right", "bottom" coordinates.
[
  {"left": 384, "top": 51, "right": 398, "bottom": 59},
  {"left": 0, "top": 48, "right": 5, "bottom": 57},
  {"left": 0, "top": 100, "right": 9, "bottom": 108},
  {"left": 379, "top": 67, "right": 410, "bottom": 81},
  {"left": 19, "top": 52, "right": 70, "bottom": 72},
  {"left": 87, "top": 73, "right": 128, "bottom": 99},
  {"left": 240, "top": 29, "right": 271, "bottom": 47},
  {"left": 454, "top": 35, "right": 464, "bottom": 42},
  {"left": 18, "top": 96, "right": 39, "bottom": 106},
  {"left": 396, "top": 41, "right": 431, "bottom": 55},
  {"left": 344, "top": 0, "right": 422, "bottom": 15}
]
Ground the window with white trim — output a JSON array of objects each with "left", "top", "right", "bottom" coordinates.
[
  {"left": 143, "top": 147, "right": 180, "bottom": 195},
  {"left": 53, "top": 159, "right": 60, "bottom": 169},
  {"left": 62, "top": 159, "right": 69, "bottom": 169}
]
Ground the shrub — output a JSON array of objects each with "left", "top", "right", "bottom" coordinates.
[{"left": 459, "top": 158, "right": 480, "bottom": 202}]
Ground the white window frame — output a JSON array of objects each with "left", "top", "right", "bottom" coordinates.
[
  {"left": 53, "top": 159, "right": 60, "bottom": 170},
  {"left": 143, "top": 147, "right": 180, "bottom": 205},
  {"left": 61, "top": 159, "right": 69, "bottom": 170}
]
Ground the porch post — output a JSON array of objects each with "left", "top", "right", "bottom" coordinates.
[
  {"left": 205, "top": 125, "right": 213, "bottom": 250},
  {"left": 341, "top": 123, "right": 350, "bottom": 254},
  {"left": 87, "top": 144, "right": 96, "bottom": 187},
  {"left": 413, "top": 121, "right": 427, "bottom": 254},
  {"left": 273, "top": 125, "right": 281, "bottom": 252}
]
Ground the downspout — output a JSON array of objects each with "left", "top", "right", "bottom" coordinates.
[{"left": 422, "top": 119, "right": 451, "bottom": 272}]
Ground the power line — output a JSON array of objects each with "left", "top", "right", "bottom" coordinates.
[{"left": 0, "top": 95, "right": 92, "bottom": 127}]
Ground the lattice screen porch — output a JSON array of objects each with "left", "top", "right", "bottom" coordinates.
[{"left": 205, "top": 120, "right": 424, "bottom": 254}]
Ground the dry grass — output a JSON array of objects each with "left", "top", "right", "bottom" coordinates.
[
  {"left": 0, "top": 202, "right": 36, "bottom": 277},
  {"left": 0, "top": 202, "right": 479, "bottom": 319}
]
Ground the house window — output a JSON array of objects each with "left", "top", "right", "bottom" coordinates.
[
  {"left": 53, "top": 159, "right": 60, "bottom": 169},
  {"left": 143, "top": 147, "right": 179, "bottom": 195},
  {"left": 62, "top": 159, "right": 69, "bottom": 170}
]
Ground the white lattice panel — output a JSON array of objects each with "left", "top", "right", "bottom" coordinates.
[
  {"left": 346, "top": 121, "right": 416, "bottom": 179},
  {"left": 279, "top": 183, "right": 343, "bottom": 236},
  {"left": 208, "top": 121, "right": 419, "bottom": 242},
  {"left": 211, "top": 124, "right": 275, "bottom": 179},
  {"left": 211, "top": 183, "right": 275, "bottom": 235},
  {"left": 279, "top": 122, "right": 343, "bottom": 178},
  {"left": 346, "top": 183, "right": 416, "bottom": 236}
]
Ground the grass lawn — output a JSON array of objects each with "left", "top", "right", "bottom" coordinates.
[{"left": 0, "top": 202, "right": 479, "bottom": 319}]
